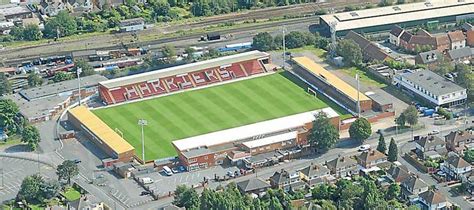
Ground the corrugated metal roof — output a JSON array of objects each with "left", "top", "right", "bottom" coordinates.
[
  {"left": 68, "top": 106, "right": 134, "bottom": 155},
  {"left": 292, "top": 56, "right": 370, "bottom": 101}
]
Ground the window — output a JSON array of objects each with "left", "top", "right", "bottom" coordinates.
[
  {"left": 266, "top": 146, "right": 271, "bottom": 150},
  {"left": 204, "top": 156, "right": 208, "bottom": 160},
  {"left": 189, "top": 158, "right": 197, "bottom": 163}
]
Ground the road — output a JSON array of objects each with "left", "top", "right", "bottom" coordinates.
[{"left": 0, "top": 0, "right": 381, "bottom": 65}]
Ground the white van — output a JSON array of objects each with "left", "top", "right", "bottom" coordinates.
[
  {"left": 162, "top": 166, "right": 173, "bottom": 176},
  {"left": 140, "top": 177, "right": 154, "bottom": 184}
]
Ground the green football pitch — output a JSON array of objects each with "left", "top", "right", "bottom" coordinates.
[{"left": 93, "top": 72, "right": 349, "bottom": 160}]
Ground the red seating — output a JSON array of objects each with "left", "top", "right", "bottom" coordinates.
[
  {"left": 241, "top": 60, "right": 264, "bottom": 75},
  {"left": 174, "top": 75, "right": 194, "bottom": 90},
  {"left": 227, "top": 64, "right": 247, "bottom": 78},
  {"left": 110, "top": 89, "right": 126, "bottom": 103},
  {"left": 161, "top": 76, "right": 180, "bottom": 92}
]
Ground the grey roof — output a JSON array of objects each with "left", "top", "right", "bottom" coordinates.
[
  {"left": 119, "top": 18, "right": 144, "bottom": 27},
  {"left": 387, "top": 165, "right": 410, "bottom": 182},
  {"left": 448, "top": 47, "right": 473, "bottom": 60},
  {"left": 358, "top": 150, "right": 387, "bottom": 163},
  {"left": 417, "top": 135, "right": 445, "bottom": 149},
  {"left": 19, "top": 74, "right": 107, "bottom": 101},
  {"left": 417, "top": 50, "right": 443, "bottom": 64},
  {"left": 0, "top": 4, "right": 31, "bottom": 17},
  {"left": 419, "top": 190, "right": 446, "bottom": 205},
  {"left": 181, "top": 147, "right": 213, "bottom": 159},
  {"left": 236, "top": 178, "right": 270, "bottom": 192},
  {"left": 445, "top": 154, "right": 470, "bottom": 168},
  {"left": 270, "top": 170, "right": 290, "bottom": 185},
  {"left": 326, "top": 156, "right": 357, "bottom": 170},
  {"left": 402, "top": 176, "right": 428, "bottom": 190},
  {"left": 390, "top": 25, "right": 404, "bottom": 37},
  {"left": 461, "top": 22, "right": 474, "bottom": 31},
  {"left": 100, "top": 51, "right": 269, "bottom": 89},
  {"left": 366, "top": 92, "right": 392, "bottom": 106},
  {"left": 3, "top": 93, "right": 69, "bottom": 120},
  {"left": 300, "top": 163, "right": 330, "bottom": 178},
  {"left": 161, "top": 204, "right": 184, "bottom": 210},
  {"left": 445, "top": 130, "right": 474, "bottom": 145},
  {"left": 401, "top": 70, "right": 466, "bottom": 96}
]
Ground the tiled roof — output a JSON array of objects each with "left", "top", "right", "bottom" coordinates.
[
  {"left": 419, "top": 190, "right": 446, "bottom": 205},
  {"left": 448, "top": 47, "right": 473, "bottom": 60},
  {"left": 435, "top": 35, "right": 450, "bottom": 46},
  {"left": 445, "top": 130, "right": 474, "bottom": 145},
  {"left": 445, "top": 154, "right": 471, "bottom": 168},
  {"left": 390, "top": 25, "right": 404, "bottom": 37},
  {"left": 409, "top": 35, "right": 436, "bottom": 46},
  {"left": 402, "top": 175, "right": 428, "bottom": 190},
  {"left": 300, "top": 163, "right": 330, "bottom": 178},
  {"left": 447, "top": 30, "right": 466, "bottom": 43},
  {"left": 345, "top": 31, "right": 370, "bottom": 49},
  {"left": 326, "top": 156, "right": 357, "bottom": 170},
  {"left": 387, "top": 165, "right": 410, "bottom": 183},
  {"left": 417, "top": 135, "right": 445, "bottom": 149},
  {"left": 358, "top": 150, "right": 387, "bottom": 163},
  {"left": 236, "top": 178, "right": 270, "bottom": 192},
  {"left": 400, "top": 31, "right": 413, "bottom": 42}
]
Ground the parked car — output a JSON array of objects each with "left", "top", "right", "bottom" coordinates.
[
  {"left": 227, "top": 171, "right": 235, "bottom": 178},
  {"left": 72, "top": 159, "right": 81, "bottom": 164},
  {"left": 140, "top": 177, "right": 154, "bottom": 184},
  {"left": 140, "top": 191, "right": 150, "bottom": 196},
  {"left": 358, "top": 144, "right": 371, "bottom": 152},
  {"left": 171, "top": 168, "right": 179, "bottom": 174},
  {"left": 429, "top": 130, "right": 440, "bottom": 135},
  {"left": 162, "top": 166, "right": 173, "bottom": 176},
  {"left": 177, "top": 165, "right": 186, "bottom": 172}
]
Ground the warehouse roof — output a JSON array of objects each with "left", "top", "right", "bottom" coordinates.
[
  {"left": 3, "top": 93, "right": 69, "bottom": 120},
  {"left": 20, "top": 74, "right": 107, "bottom": 101},
  {"left": 68, "top": 106, "right": 134, "bottom": 155},
  {"left": 242, "top": 131, "right": 297, "bottom": 149},
  {"left": 320, "top": 0, "right": 474, "bottom": 32},
  {"left": 400, "top": 70, "right": 466, "bottom": 96},
  {"left": 292, "top": 56, "right": 370, "bottom": 101},
  {"left": 172, "top": 108, "right": 338, "bottom": 151},
  {"left": 100, "top": 50, "right": 269, "bottom": 89}
]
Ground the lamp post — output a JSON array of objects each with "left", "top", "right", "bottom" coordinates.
[
  {"left": 138, "top": 119, "right": 148, "bottom": 163},
  {"left": 282, "top": 26, "right": 287, "bottom": 69},
  {"left": 77, "top": 68, "right": 82, "bottom": 106}
]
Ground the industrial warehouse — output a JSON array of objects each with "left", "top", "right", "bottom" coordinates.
[{"left": 318, "top": 0, "right": 474, "bottom": 36}]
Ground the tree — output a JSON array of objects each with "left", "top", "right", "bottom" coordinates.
[
  {"left": 268, "top": 196, "right": 283, "bottom": 210},
  {"left": 395, "top": 112, "right": 406, "bottom": 128},
  {"left": 22, "top": 24, "right": 43, "bottom": 41},
  {"left": 21, "top": 125, "right": 40, "bottom": 151},
  {"left": 173, "top": 185, "right": 200, "bottom": 209},
  {"left": 162, "top": 45, "right": 177, "bottom": 63},
  {"left": 311, "top": 184, "right": 335, "bottom": 200},
  {"left": 336, "top": 39, "right": 362, "bottom": 66},
  {"left": 334, "top": 179, "right": 363, "bottom": 208},
  {"left": 0, "top": 73, "right": 11, "bottom": 95},
  {"left": 285, "top": 31, "right": 307, "bottom": 49},
  {"left": 252, "top": 32, "right": 274, "bottom": 51},
  {"left": 308, "top": 112, "right": 339, "bottom": 150},
  {"left": 184, "top": 47, "right": 196, "bottom": 61},
  {"left": 0, "top": 98, "right": 20, "bottom": 134},
  {"left": 52, "top": 71, "right": 74, "bottom": 83},
  {"left": 74, "top": 59, "right": 95, "bottom": 76},
  {"left": 464, "top": 149, "right": 474, "bottom": 164},
  {"left": 27, "top": 72, "right": 43, "bottom": 87},
  {"left": 349, "top": 117, "right": 372, "bottom": 143},
  {"left": 385, "top": 183, "right": 400, "bottom": 200},
  {"left": 44, "top": 11, "right": 77, "bottom": 38},
  {"left": 377, "top": 133, "right": 387, "bottom": 154},
  {"left": 17, "top": 174, "right": 43, "bottom": 203},
  {"left": 56, "top": 160, "right": 79, "bottom": 185},
  {"left": 40, "top": 180, "right": 61, "bottom": 200},
  {"left": 388, "top": 138, "right": 398, "bottom": 162},
  {"left": 404, "top": 105, "right": 418, "bottom": 127}
]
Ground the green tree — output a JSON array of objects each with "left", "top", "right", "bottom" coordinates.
[
  {"left": 17, "top": 174, "right": 43, "bottom": 203},
  {"left": 334, "top": 179, "right": 363, "bottom": 208},
  {"left": 44, "top": 11, "right": 77, "bottom": 38},
  {"left": 252, "top": 32, "right": 274, "bottom": 51},
  {"left": 0, "top": 98, "right": 20, "bottom": 134},
  {"left": 184, "top": 47, "right": 196, "bottom": 61},
  {"left": 27, "top": 72, "right": 43, "bottom": 87},
  {"left": 464, "top": 149, "right": 474, "bottom": 163},
  {"left": 268, "top": 196, "right": 283, "bottom": 210},
  {"left": 395, "top": 112, "right": 406, "bottom": 128},
  {"left": 40, "top": 180, "right": 61, "bottom": 200},
  {"left": 21, "top": 125, "right": 40, "bottom": 151},
  {"left": 311, "top": 184, "right": 335, "bottom": 200},
  {"left": 22, "top": 24, "right": 43, "bottom": 41},
  {"left": 0, "top": 73, "right": 11, "bottom": 96},
  {"left": 308, "top": 112, "right": 339, "bottom": 150},
  {"left": 162, "top": 45, "right": 177, "bottom": 63},
  {"left": 336, "top": 39, "right": 362, "bottom": 66},
  {"left": 173, "top": 185, "right": 200, "bottom": 209},
  {"left": 385, "top": 183, "right": 400, "bottom": 200},
  {"left": 52, "top": 71, "right": 74, "bottom": 83},
  {"left": 377, "top": 133, "right": 387, "bottom": 154},
  {"left": 319, "top": 200, "right": 337, "bottom": 210},
  {"left": 56, "top": 160, "right": 79, "bottom": 185},
  {"left": 404, "top": 105, "right": 418, "bottom": 127},
  {"left": 74, "top": 59, "right": 95, "bottom": 76},
  {"left": 349, "top": 117, "right": 372, "bottom": 143},
  {"left": 285, "top": 31, "right": 307, "bottom": 49},
  {"left": 388, "top": 137, "right": 398, "bottom": 162}
]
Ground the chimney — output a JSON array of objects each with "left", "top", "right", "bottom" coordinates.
[
  {"left": 370, "top": 150, "right": 375, "bottom": 156},
  {"left": 426, "top": 54, "right": 430, "bottom": 60},
  {"left": 340, "top": 157, "right": 345, "bottom": 162}
]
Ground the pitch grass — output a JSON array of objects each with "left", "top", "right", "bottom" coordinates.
[{"left": 93, "top": 72, "right": 347, "bottom": 160}]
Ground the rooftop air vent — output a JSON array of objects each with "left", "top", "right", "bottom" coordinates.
[
  {"left": 392, "top": 6, "right": 401, "bottom": 11},
  {"left": 349, "top": 12, "right": 359, "bottom": 17},
  {"left": 425, "top": 2, "right": 433, "bottom": 7}
]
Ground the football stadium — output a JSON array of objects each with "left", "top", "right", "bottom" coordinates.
[{"left": 68, "top": 51, "right": 354, "bottom": 167}]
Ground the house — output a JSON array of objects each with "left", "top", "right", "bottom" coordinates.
[
  {"left": 39, "top": 0, "right": 67, "bottom": 16},
  {"left": 299, "top": 163, "right": 332, "bottom": 187},
  {"left": 389, "top": 25, "right": 405, "bottom": 46},
  {"left": 399, "top": 30, "right": 436, "bottom": 52},
  {"left": 119, "top": 18, "right": 145, "bottom": 32},
  {"left": 447, "top": 47, "right": 473, "bottom": 63},
  {"left": 68, "top": 195, "right": 105, "bottom": 210},
  {"left": 445, "top": 130, "right": 474, "bottom": 154},
  {"left": 461, "top": 23, "right": 474, "bottom": 32},
  {"left": 440, "top": 153, "right": 472, "bottom": 180},
  {"left": 467, "top": 29, "right": 474, "bottom": 47},
  {"left": 387, "top": 165, "right": 410, "bottom": 183},
  {"left": 269, "top": 169, "right": 305, "bottom": 192},
  {"left": 434, "top": 35, "right": 450, "bottom": 52},
  {"left": 467, "top": 176, "right": 474, "bottom": 195},
  {"left": 418, "top": 190, "right": 448, "bottom": 210},
  {"left": 160, "top": 204, "right": 185, "bottom": 210},
  {"left": 236, "top": 178, "right": 271, "bottom": 196},
  {"left": 345, "top": 31, "right": 391, "bottom": 62},
  {"left": 325, "top": 156, "right": 358, "bottom": 178},
  {"left": 401, "top": 176, "right": 429, "bottom": 202},
  {"left": 414, "top": 50, "right": 443, "bottom": 67},
  {"left": 447, "top": 30, "right": 466, "bottom": 50},
  {"left": 356, "top": 150, "right": 388, "bottom": 172},
  {"left": 67, "top": 0, "right": 93, "bottom": 14},
  {"left": 415, "top": 135, "right": 447, "bottom": 159}
]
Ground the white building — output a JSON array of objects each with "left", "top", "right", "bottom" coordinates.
[
  {"left": 418, "top": 190, "right": 449, "bottom": 210},
  {"left": 447, "top": 30, "right": 466, "bottom": 50},
  {"left": 440, "top": 153, "right": 472, "bottom": 180},
  {"left": 389, "top": 25, "right": 405, "bottom": 46},
  {"left": 394, "top": 70, "right": 467, "bottom": 107},
  {"left": 119, "top": 18, "right": 145, "bottom": 32}
]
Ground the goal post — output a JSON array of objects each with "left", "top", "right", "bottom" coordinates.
[{"left": 307, "top": 87, "right": 317, "bottom": 98}]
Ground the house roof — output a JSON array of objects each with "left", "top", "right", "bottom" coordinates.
[
  {"left": 387, "top": 165, "right": 410, "bottom": 182},
  {"left": 461, "top": 22, "right": 474, "bottom": 31},
  {"left": 417, "top": 135, "right": 445, "bottom": 149},
  {"left": 358, "top": 150, "right": 387, "bottom": 163},
  {"left": 416, "top": 29, "right": 432, "bottom": 37},
  {"left": 435, "top": 34, "right": 450, "bottom": 46},
  {"left": 300, "top": 163, "right": 330, "bottom": 178},
  {"left": 119, "top": 18, "right": 144, "bottom": 27},
  {"left": 400, "top": 70, "right": 466, "bottom": 97},
  {"left": 419, "top": 190, "right": 446, "bottom": 205},
  {"left": 445, "top": 154, "right": 470, "bottom": 168},
  {"left": 447, "top": 47, "right": 473, "bottom": 60},
  {"left": 447, "top": 30, "right": 466, "bottom": 43},
  {"left": 326, "top": 156, "right": 357, "bottom": 170},
  {"left": 270, "top": 170, "right": 290, "bottom": 184},
  {"left": 445, "top": 130, "right": 474, "bottom": 145},
  {"left": 402, "top": 176, "right": 428, "bottom": 190},
  {"left": 364, "top": 43, "right": 390, "bottom": 61},
  {"left": 417, "top": 50, "right": 443, "bottom": 64},
  {"left": 390, "top": 25, "right": 404, "bottom": 37},
  {"left": 410, "top": 35, "right": 436, "bottom": 46},
  {"left": 345, "top": 31, "right": 370, "bottom": 49},
  {"left": 236, "top": 178, "right": 270, "bottom": 192},
  {"left": 400, "top": 31, "right": 413, "bottom": 43}
]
